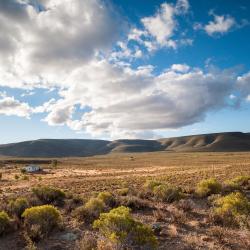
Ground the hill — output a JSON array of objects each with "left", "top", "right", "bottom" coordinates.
[{"left": 0, "top": 132, "right": 250, "bottom": 157}]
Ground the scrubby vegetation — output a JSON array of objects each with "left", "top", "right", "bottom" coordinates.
[
  {"left": 32, "top": 186, "right": 65, "bottom": 204},
  {"left": 153, "top": 184, "right": 183, "bottom": 202},
  {"left": 0, "top": 153, "right": 250, "bottom": 249},
  {"left": 22, "top": 205, "right": 62, "bottom": 240},
  {"left": 97, "top": 191, "right": 116, "bottom": 207},
  {"left": 74, "top": 197, "right": 105, "bottom": 223},
  {"left": 212, "top": 192, "right": 250, "bottom": 227},
  {"left": 196, "top": 178, "right": 222, "bottom": 197},
  {"left": 8, "top": 197, "right": 29, "bottom": 218},
  {"left": 0, "top": 211, "right": 11, "bottom": 235},
  {"left": 93, "top": 206, "right": 158, "bottom": 249}
]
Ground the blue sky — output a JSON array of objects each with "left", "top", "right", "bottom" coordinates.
[{"left": 0, "top": 0, "right": 250, "bottom": 143}]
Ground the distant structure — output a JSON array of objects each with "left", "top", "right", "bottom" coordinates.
[{"left": 23, "top": 165, "right": 41, "bottom": 173}]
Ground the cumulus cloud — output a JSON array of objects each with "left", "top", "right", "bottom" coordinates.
[
  {"left": 171, "top": 64, "right": 190, "bottom": 72},
  {"left": 0, "top": 0, "right": 249, "bottom": 139},
  {"left": 0, "top": 0, "right": 121, "bottom": 89},
  {"left": 204, "top": 14, "right": 235, "bottom": 36},
  {"left": 126, "top": 0, "right": 190, "bottom": 52},
  {"left": 39, "top": 61, "right": 239, "bottom": 138},
  {"left": 194, "top": 11, "right": 247, "bottom": 37},
  {"left": 0, "top": 94, "right": 32, "bottom": 118}
]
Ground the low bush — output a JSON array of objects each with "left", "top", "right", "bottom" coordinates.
[
  {"left": 32, "top": 186, "right": 65, "bottom": 204},
  {"left": 74, "top": 198, "right": 105, "bottom": 223},
  {"left": 196, "top": 178, "right": 222, "bottom": 197},
  {"left": 212, "top": 192, "right": 250, "bottom": 227},
  {"left": 143, "top": 180, "right": 162, "bottom": 193},
  {"left": 153, "top": 184, "right": 183, "bottom": 203},
  {"left": 117, "top": 188, "right": 129, "bottom": 196},
  {"left": 231, "top": 175, "right": 250, "bottom": 186},
  {"left": 93, "top": 206, "right": 158, "bottom": 249},
  {"left": 97, "top": 192, "right": 116, "bottom": 207},
  {"left": 0, "top": 211, "right": 11, "bottom": 236},
  {"left": 8, "top": 197, "right": 29, "bottom": 218},
  {"left": 22, "top": 205, "right": 62, "bottom": 240},
  {"left": 118, "top": 196, "right": 149, "bottom": 210}
]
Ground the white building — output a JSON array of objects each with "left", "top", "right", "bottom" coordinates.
[{"left": 23, "top": 165, "right": 41, "bottom": 173}]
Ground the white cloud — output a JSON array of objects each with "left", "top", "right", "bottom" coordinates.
[
  {"left": 0, "top": 0, "right": 121, "bottom": 89},
  {"left": 0, "top": 95, "right": 32, "bottom": 118},
  {"left": 126, "top": 0, "right": 191, "bottom": 52},
  {"left": 204, "top": 14, "right": 235, "bottom": 36},
  {"left": 171, "top": 64, "right": 190, "bottom": 72},
  {"left": 0, "top": 0, "right": 249, "bottom": 139},
  {"left": 40, "top": 61, "right": 238, "bottom": 138}
]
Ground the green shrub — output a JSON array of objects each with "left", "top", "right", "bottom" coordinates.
[
  {"left": 22, "top": 175, "right": 29, "bottom": 181},
  {"left": 0, "top": 211, "right": 11, "bottom": 236},
  {"left": 32, "top": 186, "right": 65, "bottom": 204},
  {"left": 21, "top": 168, "right": 27, "bottom": 174},
  {"left": 22, "top": 205, "right": 62, "bottom": 240},
  {"left": 97, "top": 192, "right": 116, "bottom": 207},
  {"left": 14, "top": 174, "right": 19, "bottom": 180},
  {"left": 119, "top": 196, "right": 149, "bottom": 210},
  {"left": 153, "top": 184, "right": 183, "bottom": 203},
  {"left": 117, "top": 188, "right": 129, "bottom": 196},
  {"left": 8, "top": 198, "right": 29, "bottom": 218},
  {"left": 93, "top": 206, "right": 157, "bottom": 249},
  {"left": 230, "top": 175, "right": 250, "bottom": 187},
  {"left": 196, "top": 178, "right": 222, "bottom": 197},
  {"left": 223, "top": 180, "right": 241, "bottom": 193},
  {"left": 212, "top": 192, "right": 250, "bottom": 227},
  {"left": 74, "top": 198, "right": 105, "bottom": 223},
  {"left": 143, "top": 180, "right": 162, "bottom": 192}
]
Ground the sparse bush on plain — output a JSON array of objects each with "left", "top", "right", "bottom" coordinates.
[
  {"left": 74, "top": 198, "right": 105, "bottom": 223},
  {"left": 0, "top": 211, "right": 11, "bottom": 236},
  {"left": 196, "top": 178, "right": 222, "bottom": 197},
  {"left": 143, "top": 180, "right": 162, "bottom": 193},
  {"left": 93, "top": 206, "right": 158, "bottom": 249},
  {"left": 21, "top": 168, "right": 27, "bottom": 174},
  {"left": 153, "top": 184, "right": 183, "bottom": 203},
  {"left": 22, "top": 205, "right": 62, "bottom": 240},
  {"left": 97, "top": 192, "right": 116, "bottom": 207},
  {"left": 117, "top": 188, "right": 129, "bottom": 196},
  {"left": 118, "top": 196, "right": 149, "bottom": 210},
  {"left": 32, "top": 186, "right": 65, "bottom": 204},
  {"left": 212, "top": 192, "right": 250, "bottom": 227},
  {"left": 8, "top": 198, "right": 29, "bottom": 218},
  {"left": 229, "top": 175, "right": 250, "bottom": 187}
]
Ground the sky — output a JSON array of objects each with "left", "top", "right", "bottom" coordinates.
[{"left": 0, "top": 0, "right": 250, "bottom": 143}]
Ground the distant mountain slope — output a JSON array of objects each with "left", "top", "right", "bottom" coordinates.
[{"left": 0, "top": 132, "right": 249, "bottom": 157}]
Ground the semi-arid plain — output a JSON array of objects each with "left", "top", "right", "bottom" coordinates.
[{"left": 0, "top": 151, "right": 249, "bottom": 249}]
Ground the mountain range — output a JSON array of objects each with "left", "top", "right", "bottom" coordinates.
[{"left": 0, "top": 132, "right": 250, "bottom": 158}]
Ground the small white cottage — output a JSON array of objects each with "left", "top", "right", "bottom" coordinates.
[{"left": 23, "top": 165, "right": 41, "bottom": 173}]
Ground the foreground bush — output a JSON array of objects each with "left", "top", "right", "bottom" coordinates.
[
  {"left": 93, "top": 206, "right": 158, "bottom": 249},
  {"left": 22, "top": 205, "right": 62, "bottom": 240},
  {"left": 32, "top": 186, "right": 65, "bottom": 204},
  {"left": 229, "top": 176, "right": 250, "bottom": 188},
  {"left": 212, "top": 192, "right": 250, "bottom": 227},
  {"left": 153, "top": 184, "right": 183, "bottom": 203},
  {"left": 97, "top": 192, "right": 116, "bottom": 207},
  {"left": 223, "top": 175, "right": 250, "bottom": 193},
  {"left": 0, "top": 211, "right": 11, "bottom": 236},
  {"left": 8, "top": 198, "right": 29, "bottom": 218},
  {"left": 196, "top": 178, "right": 222, "bottom": 197},
  {"left": 119, "top": 196, "right": 149, "bottom": 210},
  {"left": 143, "top": 180, "right": 162, "bottom": 193},
  {"left": 74, "top": 198, "right": 105, "bottom": 223}
]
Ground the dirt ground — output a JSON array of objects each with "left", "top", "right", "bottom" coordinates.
[{"left": 0, "top": 152, "right": 250, "bottom": 250}]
